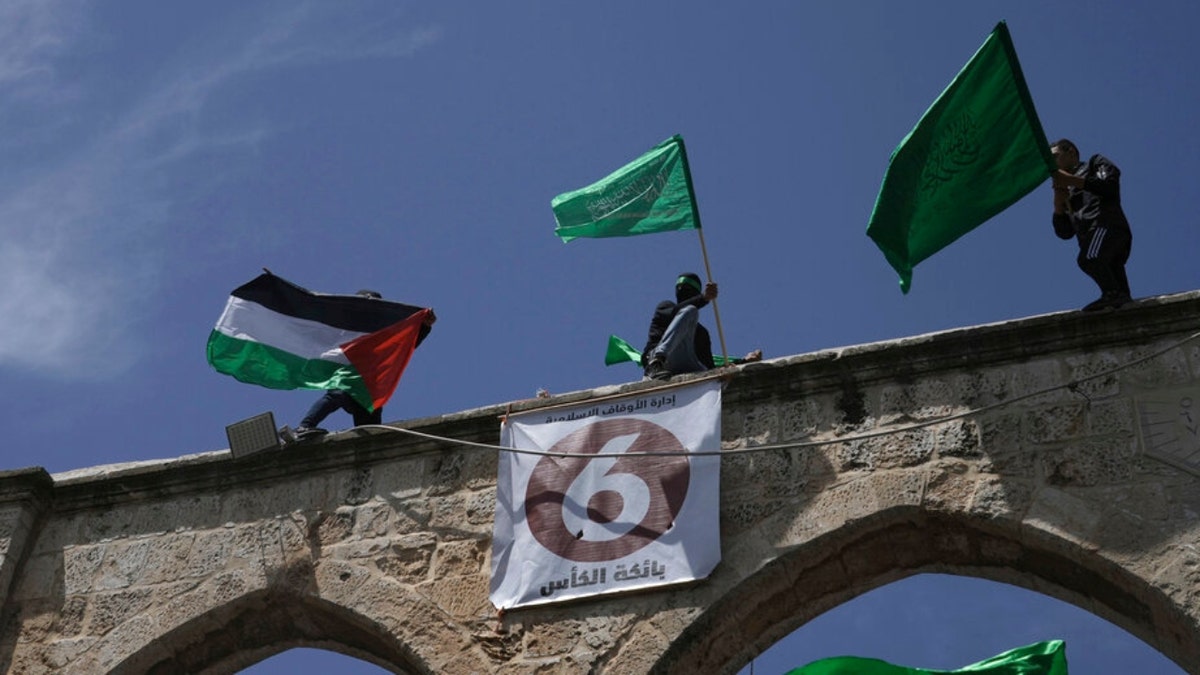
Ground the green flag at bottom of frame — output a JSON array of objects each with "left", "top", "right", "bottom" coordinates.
[{"left": 786, "top": 639, "right": 1067, "bottom": 675}]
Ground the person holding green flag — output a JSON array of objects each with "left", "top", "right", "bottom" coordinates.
[
  {"left": 641, "top": 272, "right": 761, "bottom": 380},
  {"left": 1050, "top": 138, "right": 1133, "bottom": 311}
]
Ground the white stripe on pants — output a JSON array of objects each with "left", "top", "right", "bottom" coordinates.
[{"left": 1086, "top": 227, "right": 1107, "bottom": 260}]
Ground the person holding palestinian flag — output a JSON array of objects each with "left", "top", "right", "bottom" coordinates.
[
  {"left": 207, "top": 271, "right": 436, "bottom": 441},
  {"left": 293, "top": 289, "right": 436, "bottom": 436}
]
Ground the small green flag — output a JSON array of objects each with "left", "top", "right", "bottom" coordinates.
[
  {"left": 867, "top": 21, "right": 1056, "bottom": 293},
  {"left": 605, "top": 335, "right": 645, "bottom": 366},
  {"left": 604, "top": 334, "right": 735, "bottom": 368},
  {"left": 787, "top": 640, "right": 1068, "bottom": 675},
  {"left": 552, "top": 135, "right": 700, "bottom": 242}
]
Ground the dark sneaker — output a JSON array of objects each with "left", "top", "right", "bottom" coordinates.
[
  {"left": 1107, "top": 293, "right": 1133, "bottom": 309},
  {"left": 295, "top": 426, "right": 329, "bottom": 439},
  {"left": 1082, "top": 295, "right": 1113, "bottom": 312},
  {"left": 645, "top": 358, "right": 672, "bottom": 381}
]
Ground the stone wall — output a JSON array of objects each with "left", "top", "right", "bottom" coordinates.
[{"left": 1, "top": 293, "right": 1199, "bottom": 674}]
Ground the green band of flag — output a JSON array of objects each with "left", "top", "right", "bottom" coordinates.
[
  {"left": 787, "top": 639, "right": 1068, "bottom": 675},
  {"left": 552, "top": 135, "right": 699, "bottom": 242},
  {"left": 206, "top": 272, "right": 432, "bottom": 412},
  {"left": 866, "top": 21, "right": 1056, "bottom": 293}
]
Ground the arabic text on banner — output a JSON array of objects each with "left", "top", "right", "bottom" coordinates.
[{"left": 490, "top": 380, "right": 722, "bottom": 609}]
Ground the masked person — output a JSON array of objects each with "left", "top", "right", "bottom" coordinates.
[{"left": 641, "top": 273, "right": 761, "bottom": 380}]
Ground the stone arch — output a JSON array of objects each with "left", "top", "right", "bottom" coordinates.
[
  {"left": 652, "top": 505, "right": 1195, "bottom": 675},
  {"left": 93, "top": 590, "right": 420, "bottom": 675}
]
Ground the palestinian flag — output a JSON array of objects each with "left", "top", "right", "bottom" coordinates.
[{"left": 207, "top": 272, "right": 432, "bottom": 412}]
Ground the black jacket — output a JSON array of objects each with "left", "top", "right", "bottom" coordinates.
[
  {"left": 1053, "top": 154, "right": 1131, "bottom": 246},
  {"left": 641, "top": 295, "right": 714, "bottom": 372}
]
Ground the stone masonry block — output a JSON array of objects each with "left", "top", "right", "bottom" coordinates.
[
  {"left": 1026, "top": 402, "right": 1086, "bottom": 444},
  {"left": 1121, "top": 343, "right": 1192, "bottom": 390},
  {"left": 877, "top": 379, "right": 957, "bottom": 422},
  {"left": 352, "top": 502, "right": 401, "bottom": 539},
  {"left": 607, "top": 623, "right": 670, "bottom": 674},
  {"left": 1149, "top": 544, "right": 1200, "bottom": 619},
  {"left": 957, "top": 369, "right": 1015, "bottom": 408},
  {"left": 738, "top": 404, "right": 777, "bottom": 447},
  {"left": 935, "top": 419, "right": 982, "bottom": 459},
  {"left": 373, "top": 533, "right": 437, "bottom": 582},
  {"left": 138, "top": 534, "right": 197, "bottom": 586},
  {"left": 1086, "top": 399, "right": 1136, "bottom": 438},
  {"left": 1007, "top": 360, "right": 1068, "bottom": 408},
  {"left": 970, "top": 476, "right": 1034, "bottom": 522},
  {"left": 977, "top": 411, "right": 1034, "bottom": 476},
  {"left": 85, "top": 588, "right": 156, "bottom": 636},
  {"left": 93, "top": 539, "right": 152, "bottom": 591},
  {"left": 1024, "top": 487, "right": 1103, "bottom": 549},
  {"left": 1043, "top": 437, "right": 1137, "bottom": 487},
  {"left": 779, "top": 397, "right": 829, "bottom": 441},
  {"left": 434, "top": 539, "right": 489, "bottom": 578},
  {"left": 924, "top": 461, "right": 977, "bottom": 514},
  {"left": 724, "top": 448, "right": 809, "bottom": 501},
  {"left": 52, "top": 596, "right": 87, "bottom": 638},
  {"left": 370, "top": 456, "right": 431, "bottom": 500},
  {"left": 62, "top": 546, "right": 105, "bottom": 596},
  {"left": 463, "top": 489, "right": 499, "bottom": 528},
  {"left": 183, "top": 529, "right": 237, "bottom": 579},
  {"left": 1066, "top": 352, "right": 1123, "bottom": 400},
  {"left": 521, "top": 617, "right": 585, "bottom": 658},
  {"left": 870, "top": 471, "right": 923, "bottom": 508},
  {"left": 312, "top": 508, "right": 356, "bottom": 548},
  {"left": 417, "top": 571, "right": 491, "bottom": 620},
  {"left": 839, "top": 428, "right": 934, "bottom": 471}
]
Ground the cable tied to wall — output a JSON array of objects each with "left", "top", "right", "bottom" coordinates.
[{"left": 354, "top": 330, "right": 1200, "bottom": 459}]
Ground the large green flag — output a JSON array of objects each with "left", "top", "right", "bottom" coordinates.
[
  {"left": 552, "top": 135, "right": 700, "bottom": 242},
  {"left": 787, "top": 640, "right": 1068, "bottom": 675},
  {"left": 867, "top": 21, "right": 1055, "bottom": 293}
]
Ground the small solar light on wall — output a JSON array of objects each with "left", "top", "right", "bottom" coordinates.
[{"left": 225, "top": 411, "right": 281, "bottom": 459}]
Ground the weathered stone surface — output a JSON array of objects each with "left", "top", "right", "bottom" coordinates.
[{"left": 0, "top": 292, "right": 1199, "bottom": 674}]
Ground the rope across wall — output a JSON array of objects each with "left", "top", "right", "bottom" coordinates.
[{"left": 350, "top": 330, "right": 1200, "bottom": 459}]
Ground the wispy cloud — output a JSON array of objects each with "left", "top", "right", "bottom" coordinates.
[
  {"left": 0, "top": 0, "right": 440, "bottom": 378},
  {"left": 0, "top": 0, "right": 85, "bottom": 93}
]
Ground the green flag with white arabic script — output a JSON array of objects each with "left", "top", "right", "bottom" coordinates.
[
  {"left": 787, "top": 640, "right": 1068, "bottom": 675},
  {"left": 866, "top": 21, "right": 1056, "bottom": 293},
  {"left": 552, "top": 135, "right": 700, "bottom": 242}
]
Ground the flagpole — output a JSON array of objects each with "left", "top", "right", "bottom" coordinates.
[
  {"left": 675, "top": 136, "right": 730, "bottom": 364},
  {"left": 695, "top": 228, "right": 729, "bottom": 364}
]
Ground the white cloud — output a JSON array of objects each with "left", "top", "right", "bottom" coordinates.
[
  {"left": 0, "top": 0, "right": 440, "bottom": 377},
  {"left": 0, "top": 0, "right": 86, "bottom": 92}
]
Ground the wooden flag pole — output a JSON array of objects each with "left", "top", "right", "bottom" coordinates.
[
  {"left": 696, "top": 227, "right": 729, "bottom": 364},
  {"left": 674, "top": 135, "right": 730, "bottom": 365}
]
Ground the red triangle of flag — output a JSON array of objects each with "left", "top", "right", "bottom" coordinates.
[{"left": 341, "top": 309, "right": 430, "bottom": 411}]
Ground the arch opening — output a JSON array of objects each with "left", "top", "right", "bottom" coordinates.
[
  {"left": 108, "top": 590, "right": 424, "bottom": 675},
  {"left": 651, "top": 507, "right": 1197, "bottom": 675},
  {"left": 239, "top": 647, "right": 395, "bottom": 674},
  {"left": 735, "top": 573, "right": 1184, "bottom": 674}
]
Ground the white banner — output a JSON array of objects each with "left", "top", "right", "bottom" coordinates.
[{"left": 490, "top": 380, "right": 721, "bottom": 609}]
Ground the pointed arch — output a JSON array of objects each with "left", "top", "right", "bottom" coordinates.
[{"left": 651, "top": 506, "right": 1196, "bottom": 674}]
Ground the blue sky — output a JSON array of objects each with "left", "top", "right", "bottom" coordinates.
[{"left": 2, "top": 1, "right": 1197, "bottom": 673}]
